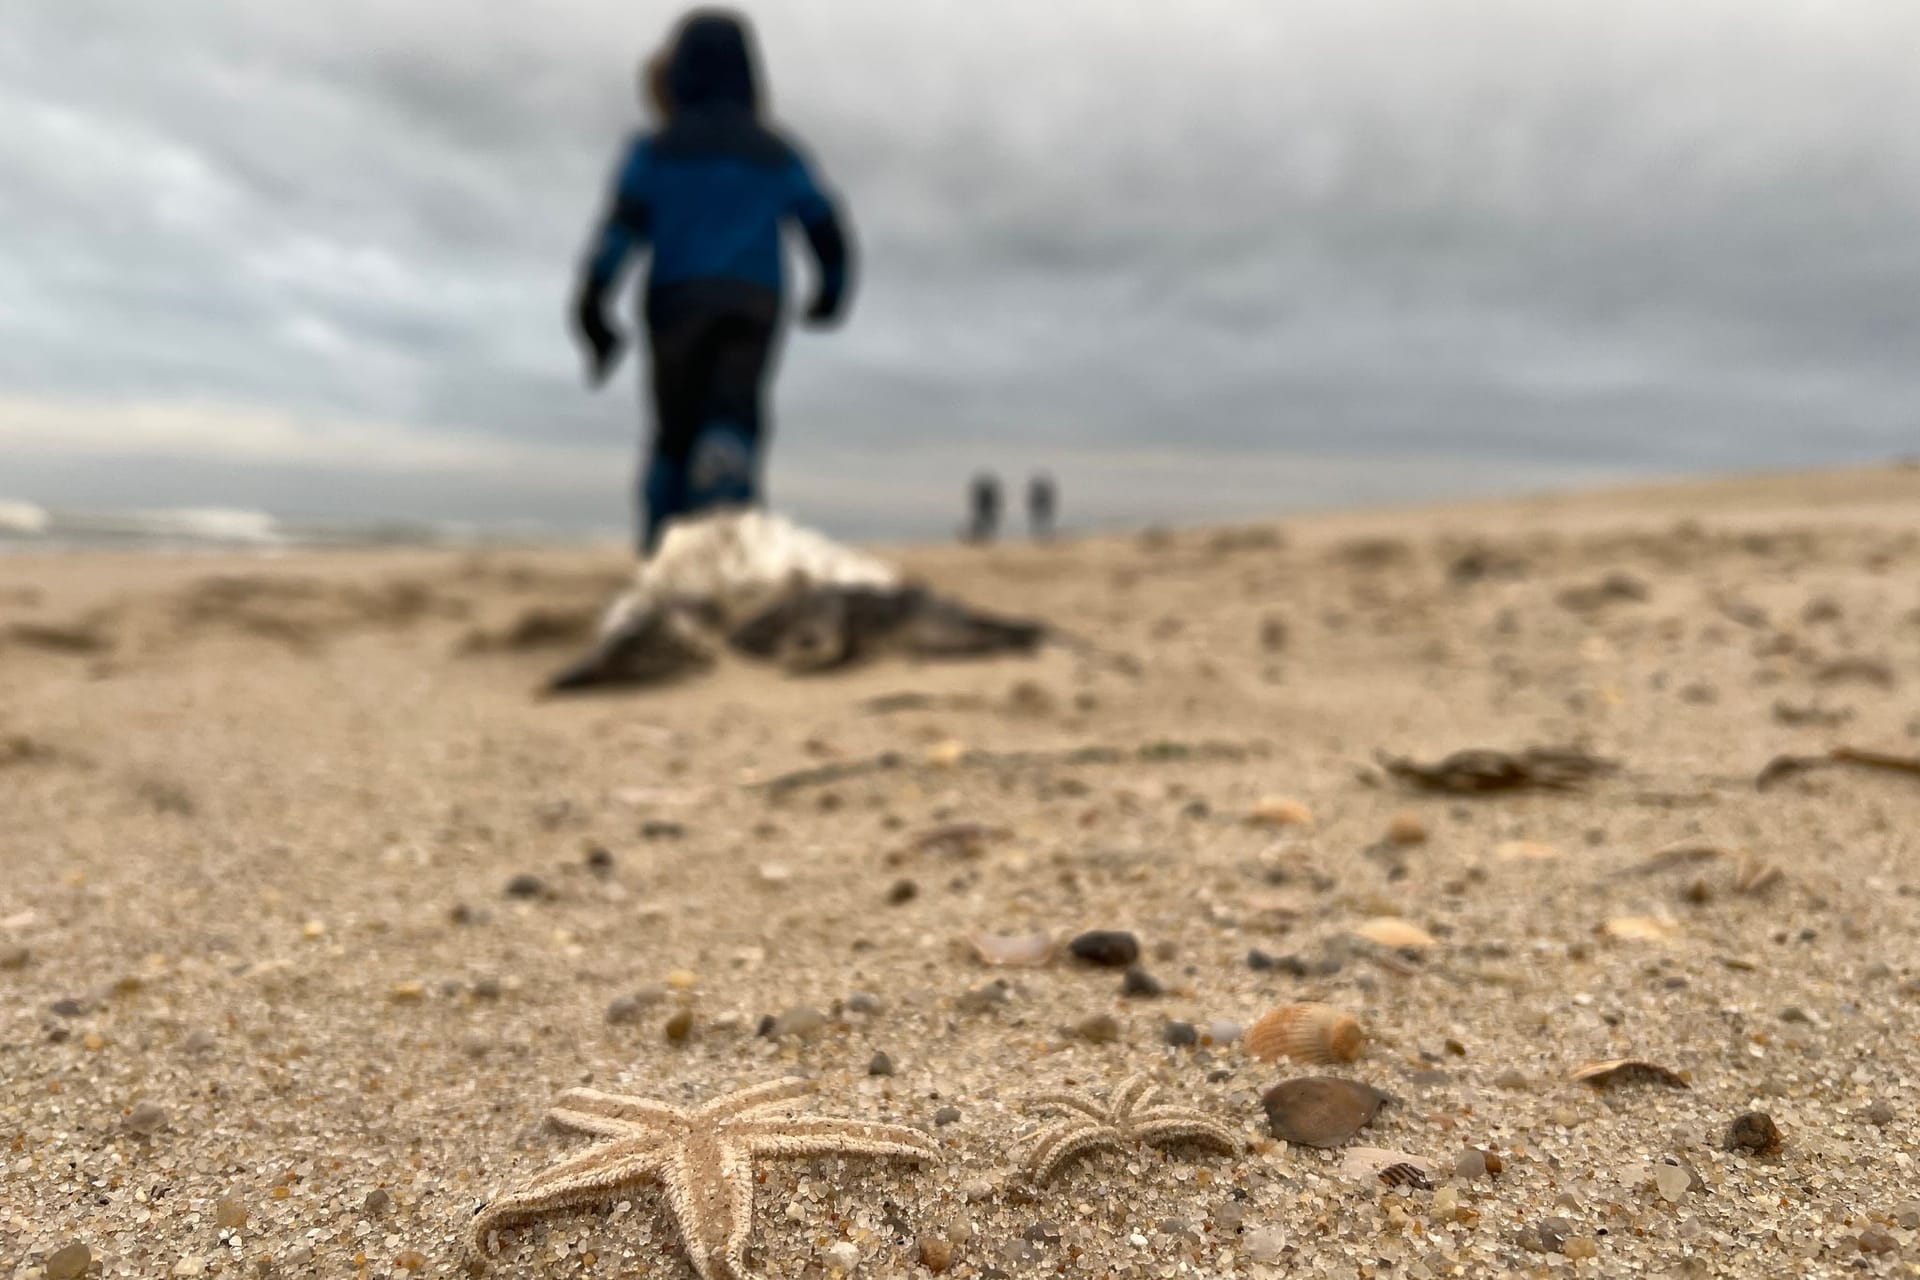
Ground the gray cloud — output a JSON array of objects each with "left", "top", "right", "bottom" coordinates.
[{"left": 2, "top": 0, "right": 1917, "bottom": 538}]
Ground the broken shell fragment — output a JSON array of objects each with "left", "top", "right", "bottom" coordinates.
[
  {"left": 1572, "top": 1058, "right": 1690, "bottom": 1090},
  {"left": 1246, "top": 1003, "right": 1366, "bottom": 1065},
  {"left": 1352, "top": 917, "right": 1436, "bottom": 950},
  {"left": 1602, "top": 915, "right": 1677, "bottom": 942},
  {"left": 967, "top": 931, "right": 1056, "bottom": 967},
  {"left": 1340, "top": 1146, "right": 1441, "bottom": 1188},
  {"left": 1261, "top": 1076, "right": 1391, "bottom": 1148}
]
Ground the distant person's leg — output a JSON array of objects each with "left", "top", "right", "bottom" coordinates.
[
  {"left": 686, "top": 301, "right": 781, "bottom": 515},
  {"left": 642, "top": 314, "right": 709, "bottom": 554}
]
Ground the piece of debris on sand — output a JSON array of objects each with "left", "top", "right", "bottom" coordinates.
[
  {"left": 546, "top": 510, "right": 1046, "bottom": 693},
  {"left": 1378, "top": 745, "right": 1618, "bottom": 794}
]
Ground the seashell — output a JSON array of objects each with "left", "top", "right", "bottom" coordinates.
[
  {"left": 1339, "top": 1146, "right": 1441, "bottom": 1188},
  {"left": 1260, "top": 1076, "right": 1391, "bottom": 1148},
  {"left": 1602, "top": 915, "right": 1676, "bottom": 942},
  {"left": 1248, "top": 796, "right": 1315, "bottom": 828},
  {"left": 1351, "top": 917, "right": 1436, "bottom": 950},
  {"left": 1571, "top": 1058, "right": 1689, "bottom": 1090},
  {"left": 1246, "top": 1003, "right": 1366, "bottom": 1065},
  {"left": 1494, "top": 840, "right": 1560, "bottom": 862},
  {"left": 967, "top": 931, "right": 1055, "bottom": 967}
]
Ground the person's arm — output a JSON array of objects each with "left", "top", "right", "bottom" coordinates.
[
  {"left": 785, "top": 152, "right": 854, "bottom": 327},
  {"left": 572, "top": 138, "right": 655, "bottom": 386}
]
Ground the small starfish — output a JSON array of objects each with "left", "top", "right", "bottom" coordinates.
[
  {"left": 469, "top": 1077, "right": 940, "bottom": 1278},
  {"left": 1020, "top": 1074, "right": 1241, "bottom": 1185}
]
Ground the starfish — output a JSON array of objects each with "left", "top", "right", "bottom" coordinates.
[
  {"left": 468, "top": 1077, "right": 940, "bottom": 1278},
  {"left": 1019, "top": 1074, "right": 1241, "bottom": 1185}
]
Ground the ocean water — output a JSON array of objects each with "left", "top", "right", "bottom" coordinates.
[{"left": 0, "top": 500, "right": 577, "bottom": 554}]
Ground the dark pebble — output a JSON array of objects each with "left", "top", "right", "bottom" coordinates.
[
  {"left": 641, "top": 820, "right": 686, "bottom": 840},
  {"left": 1726, "top": 1111, "right": 1783, "bottom": 1155},
  {"left": 1121, "top": 967, "right": 1165, "bottom": 998},
  {"left": 1162, "top": 1020, "right": 1199, "bottom": 1048},
  {"left": 607, "top": 996, "right": 643, "bottom": 1025},
  {"left": 363, "top": 1188, "right": 393, "bottom": 1216},
  {"left": 51, "top": 998, "right": 85, "bottom": 1018},
  {"left": 504, "top": 873, "right": 546, "bottom": 900},
  {"left": 1859, "top": 1227, "right": 1898, "bottom": 1256},
  {"left": 1863, "top": 1100, "right": 1896, "bottom": 1127},
  {"left": 869, "top": 1051, "right": 895, "bottom": 1077},
  {"left": 1068, "top": 930, "right": 1140, "bottom": 968},
  {"left": 933, "top": 1106, "right": 962, "bottom": 1126},
  {"left": 886, "top": 878, "right": 919, "bottom": 905},
  {"left": 585, "top": 846, "right": 615, "bottom": 875}
]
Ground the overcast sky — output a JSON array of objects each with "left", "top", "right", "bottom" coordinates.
[{"left": 3, "top": 1, "right": 1917, "bottom": 538}]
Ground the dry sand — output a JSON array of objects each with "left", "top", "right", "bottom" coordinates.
[{"left": 5, "top": 466, "right": 1920, "bottom": 1278}]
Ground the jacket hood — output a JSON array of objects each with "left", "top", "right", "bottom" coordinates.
[{"left": 666, "top": 11, "right": 760, "bottom": 113}]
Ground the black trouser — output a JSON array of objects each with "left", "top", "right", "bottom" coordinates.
[{"left": 639, "top": 282, "right": 782, "bottom": 553}]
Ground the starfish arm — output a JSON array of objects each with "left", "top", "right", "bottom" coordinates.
[
  {"left": 740, "top": 1115, "right": 942, "bottom": 1162},
  {"left": 1022, "top": 1089, "right": 1111, "bottom": 1123},
  {"left": 1128, "top": 1110, "right": 1244, "bottom": 1155},
  {"left": 653, "top": 1142, "right": 756, "bottom": 1280},
  {"left": 701, "top": 1076, "right": 815, "bottom": 1120},
  {"left": 553, "top": 1088, "right": 690, "bottom": 1134},
  {"left": 1109, "top": 1075, "right": 1161, "bottom": 1125},
  {"left": 467, "top": 1139, "right": 664, "bottom": 1263},
  {"left": 548, "top": 1106, "right": 678, "bottom": 1143},
  {"left": 1021, "top": 1118, "right": 1126, "bottom": 1185}
]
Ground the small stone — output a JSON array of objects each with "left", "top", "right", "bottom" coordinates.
[
  {"left": 395, "top": 1250, "right": 428, "bottom": 1272},
  {"left": 182, "top": 1028, "right": 216, "bottom": 1054},
  {"left": 1068, "top": 930, "right": 1140, "bottom": 967},
  {"left": 504, "top": 873, "right": 547, "bottom": 899},
  {"left": 388, "top": 981, "right": 426, "bottom": 1003},
  {"left": 1654, "top": 1162, "right": 1690, "bottom": 1202},
  {"left": 933, "top": 1106, "right": 962, "bottom": 1126},
  {"left": 171, "top": 1257, "right": 206, "bottom": 1277},
  {"left": 1725, "top": 1110, "right": 1782, "bottom": 1154},
  {"left": 885, "top": 878, "right": 918, "bottom": 905},
  {"left": 301, "top": 919, "right": 327, "bottom": 940},
  {"left": 1779, "top": 1005, "right": 1809, "bottom": 1023},
  {"left": 1894, "top": 1201, "right": 1920, "bottom": 1231},
  {"left": 214, "top": 1196, "right": 248, "bottom": 1229},
  {"left": 962, "top": 1178, "right": 994, "bottom": 1203},
  {"left": 363, "top": 1188, "right": 393, "bottom": 1216},
  {"left": 664, "top": 1008, "right": 694, "bottom": 1043},
  {"left": 607, "top": 995, "right": 644, "bottom": 1025},
  {"left": 44, "top": 1243, "right": 92, "bottom": 1280},
  {"left": 1862, "top": 1099, "right": 1896, "bottom": 1126},
  {"left": 1858, "top": 1227, "right": 1898, "bottom": 1256},
  {"left": 1074, "top": 1013, "right": 1122, "bottom": 1043},
  {"left": 666, "top": 969, "right": 698, "bottom": 991},
  {"left": 1162, "top": 1020, "right": 1199, "bottom": 1048},
  {"left": 956, "top": 980, "right": 1011, "bottom": 1013},
  {"left": 918, "top": 1234, "right": 955, "bottom": 1273},
  {"left": 1564, "top": 1237, "right": 1598, "bottom": 1261},
  {"left": 1249, "top": 796, "right": 1314, "bottom": 828},
  {"left": 51, "top": 997, "right": 84, "bottom": 1017},
  {"left": 1243, "top": 1227, "right": 1286, "bottom": 1265},
  {"left": 1431, "top": 1185, "right": 1459, "bottom": 1218},
  {"left": 0, "top": 944, "right": 28, "bottom": 970},
  {"left": 1493, "top": 1068, "right": 1529, "bottom": 1090},
  {"left": 772, "top": 1006, "right": 828, "bottom": 1039},
  {"left": 756, "top": 862, "right": 793, "bottom": 887},
  {"left": 125, "top": 1101, "right": 169, "bottom": 1136},
  {"left": 826, "top": 1241, "right": 860, "bottom": 1274},
  {"left": 641, "top": 819, "right": 686, "bottom": 839},
  {"left": 1535, "top": 1217, "right": 1572, "bottom": 1253},
  {"left": 1454, "top": 1148, "right": 1489, "bottom": 1180},
  {"left": 1386, "top": 813, "right": 1428, "bottom": 845},
  {"left": 471, "top": 976, "right": 503, "bottom": 1000},
  {"left": 1121, "top": 966, "right": 1164, "bottom": 998},
  {"left": 584, "top": 845, "right": 614, "bottom": 875},
  {"left": 868, "top": 1051, "right": 895, "bottom": 1077},
  {"left": 82, "top": 1031, "right": 106, "bottom": 1051},
  {"left": 845, "top": 991, "right": 885, "bottom": 1016},
  {"left": 1202, "top": 1019, "right": 1242, "bottom": 1047}
]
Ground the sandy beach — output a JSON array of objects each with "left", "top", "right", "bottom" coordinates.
[{"left": 6, "top": 465, "right": 1920, "bottom": 1279}]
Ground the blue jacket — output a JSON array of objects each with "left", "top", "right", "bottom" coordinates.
[{"left": 585, "top": 13, "right": 851, "bottom": 314}]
